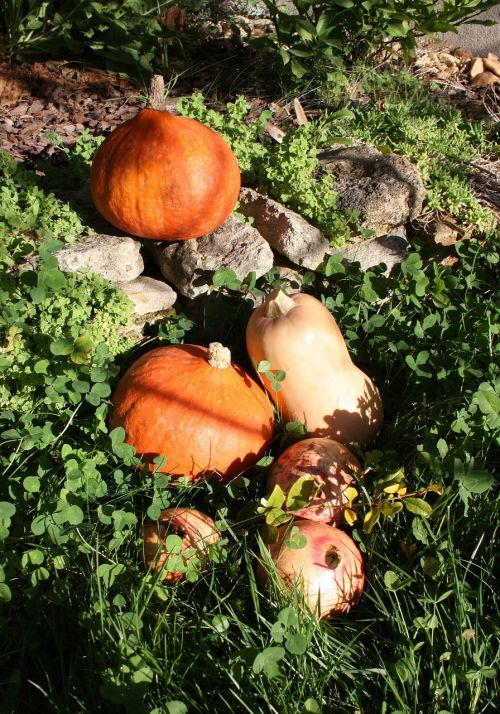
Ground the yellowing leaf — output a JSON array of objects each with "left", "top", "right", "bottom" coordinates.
[
  {"left": 404, "top": 497, "right": 433, "bottom": 518},
  {"left": 383, "top": 482, "right": 403, "bottom": 494},
  {"left": 344, "top": 486, "right": 358, "bottom": 504},
  {"left": 363, "top": 509, "right": 380, "bottom": 534},
  {"left": 4, "top": 326, "right": 22, "bottom": 352},
  {"left": 286, "top": 475, "right": 315, "bottom": 511},
  {"left": 264, "top": 484, "right": 286, "bottom": 510},
  {"left": 344, "top": 508, "right": 357, "bottom": 525},
  {"left": 266, "top": 121, "right": 285, "bottom": 143},
  {"left": 265, "top": 507, "right": 291, "bottom": 527},
  {"left": 381, "top": 501, "right": 404, "bottom": 518},
  {"left": 293, "top": 97, "right": 308, "bottom": 125},
  {"left": 426, "top": 484, "right": 444, "bottom": 495},
  {"left": 397, "top": 485, "right": 407, "bottom": 497}
]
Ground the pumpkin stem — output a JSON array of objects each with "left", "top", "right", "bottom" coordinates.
[
  {"left": 265, "top": 289, "right": 296, "bottom": 318},
  {"left": 207, "top": 342, "right": 231, "bottom": 370},
  {"left": 147, "top": 74, "right": 170, "bottom": 111}
]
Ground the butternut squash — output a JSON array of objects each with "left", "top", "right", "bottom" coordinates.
[{"left": 246, "top": 289, "right": 383, "bottom": 447}]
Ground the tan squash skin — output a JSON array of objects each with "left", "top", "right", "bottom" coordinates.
[{"left": 246, "top": 290, "right": 383, "bottom": 448}]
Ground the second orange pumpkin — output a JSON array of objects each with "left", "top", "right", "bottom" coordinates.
[{"left": 109, "top": 342, "right": 274, "bottom": 481}]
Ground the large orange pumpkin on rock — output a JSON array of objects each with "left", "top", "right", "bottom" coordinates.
[
  {"left": 90, "top": 76, "right": 241, "bottom": 241},
  {"left": 109, "top": 342, "right": 274, "bottom": 481}
]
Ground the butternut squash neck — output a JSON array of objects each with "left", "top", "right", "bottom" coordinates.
[{"left": 264, "top": 289, "right": 296, "bottom": 318}]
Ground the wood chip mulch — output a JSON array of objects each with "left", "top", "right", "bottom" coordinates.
[{"left": 0, "top": 61, "right": 146, "bottom": 163}]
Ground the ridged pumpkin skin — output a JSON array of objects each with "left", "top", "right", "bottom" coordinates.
[
  {"left": 267, "top": 438, "right": 362, "bottom": 525},
  {"left": 246, "top": 290, "right": 383, "bottom": 448},
  {"left": 90, "top": 108, "right": 241, "bottom": 241},
  {"left": 109, "top": 344, "right": 274, "bottom": 481}
]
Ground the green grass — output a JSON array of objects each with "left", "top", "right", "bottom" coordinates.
[{"left": 0, "top": 71, "right": 498, "bottom": 714}]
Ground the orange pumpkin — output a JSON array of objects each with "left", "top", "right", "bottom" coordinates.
[
  {"left": 109, "top": 342, "right": 274, "bottom": 481},
  {"left": 90, "top": 76, "right": 241, "bottom": 241}
]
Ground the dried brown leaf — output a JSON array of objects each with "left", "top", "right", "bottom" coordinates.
[
  {"left": 265, "top": 121, "right": 285, "bottom": 143},
  {"left": 483, "top": 57, "right": 500, "bottom": 78},
  {"left": 472, "top": 71, "right": 499, "bottom": 87},
  {"left": 293, "top": 97, "right": 308, "bottom": 125},
  {"left": 470, "top": 57, "right": 484, "bottom": 79}
]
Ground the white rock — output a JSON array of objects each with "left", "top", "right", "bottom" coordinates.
[
  {"left": 19, "top": 234, "right": 144, "bottom": 284},
  {"left": 318, "top": 144, "right": 425, "bottom": 238},
  {"left": 329, "top": 227, "right": 409, "bottom": 274},
  {"left": 117, "top": 276, "right": 177, "bottom": 315},
  {"left": 55, "top": 234, "right": 144, "bottom": 282}
]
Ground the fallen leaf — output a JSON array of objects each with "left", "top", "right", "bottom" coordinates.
[
  {"left": 483, "top": 57, "right": 500, "bottom": 78},
  {"left": 433, "top": 221, "right": 459, "bottom": 247},
  {"left": 439, "top": 52, "right": 459, "bottom": 67},
  {"left": 462, "top": 628, "right": 476, "bottom": 640},
  {"left": 293, "top": 97, "right": 308, "bottom": 125},
  {"left": 265, "top": 121, "right": 285, "bottom": 143},
  {"left": 453, "top": 47, "right": 473, "bottom": 60},
  {"left": 472, "top": 71, "right": 499, "bottom": 87}
]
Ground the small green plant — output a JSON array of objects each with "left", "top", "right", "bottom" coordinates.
[
  {"left": 43, "top": 128, "right": 105, "bottom": 190},
  {"left": 0, "top": 240, "right": 134, "bottom": 414},
  {"left": 0, "top": 151, "right": 86, "bottom": 265},
  {"left": 339, "top": 89, "right": 494, "bottom": 227},
  {"left": 178, "top": 89, "right": 494, "bottom": 238},
  {"left": 178, "top": 94, "right": 359, "bottom": 244}
]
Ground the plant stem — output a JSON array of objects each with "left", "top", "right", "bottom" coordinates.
[{"left": 148, "top": 75, "right": 169, "bottom": 111}]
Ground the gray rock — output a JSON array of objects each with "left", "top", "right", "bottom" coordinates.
[
  {"left": 329, "top": 226, "right": 410, "bottom": 274},
  {"left": 54, "top": 234, "right": 144, "bottom": 283},
  {"left": 318, "top": 144, "right": 425, "bottom": 237},
  {"left": 117, "top": 276, "right": 177, "bottom": 316},
  {"left": 19, "top": 234, "right": 144, "bottom": 283},
  {"left": 238, "top": 187, "right": 330, "bottom": 269},
  {"left": 149, "top": 214, "right": 274, "bottom": 298}
]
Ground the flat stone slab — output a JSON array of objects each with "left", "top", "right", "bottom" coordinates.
[
  {"left": 117, "top": 276, "right": 177, "bottom": 315},
  {"left": 54, "top": 234, "right": 144, "bottom": 283},
  {"left": 238, "top": 187, "right": 330, "bottom": 270},
  {"left": 149, "top": 214, "right": 274, "bottom": 298}
]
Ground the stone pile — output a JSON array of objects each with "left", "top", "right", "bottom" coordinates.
[{"left": 41, "top": 143, "right": 425, "bottom": 335}]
